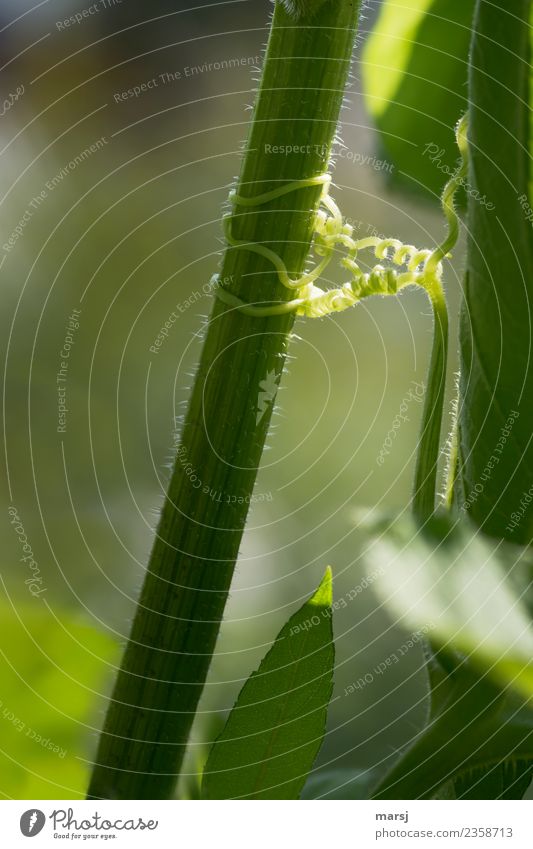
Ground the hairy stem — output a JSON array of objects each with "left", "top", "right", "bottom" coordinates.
[
  {"left": 413, "top": 280, "right": 449, "bottom": 521},
  {"left": 413, "top": 115, "right": 468, "bottom": 521},
  {"left": 88, "top": 0, "right": 361, "bottom": 800}
]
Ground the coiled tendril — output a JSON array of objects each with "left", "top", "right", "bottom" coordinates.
[
  {"left": 214, "top": 115, "right": 468, "bottom": 320},
  {"left": 213, "top": 115, "right": 469, "bottom": 521}
]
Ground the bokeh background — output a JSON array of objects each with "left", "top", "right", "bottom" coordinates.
[{"left": 0, "top": 0, "right": 469, "bottom": 798}]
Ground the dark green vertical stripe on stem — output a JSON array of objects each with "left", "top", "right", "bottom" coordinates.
[
  {"left": 88, "top": 0, "right": 361, "bottom": 800},
  {"left": 458, "top": 0, "right": 533, "bottom": 540}
]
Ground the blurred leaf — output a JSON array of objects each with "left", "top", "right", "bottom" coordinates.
[
  {"left": 302, "top": 766, "right": 383, "bottom": 799},
  {"left": 362, "top": 514, "right": 533, "bottom": 798},
  {"left": 425, "top": 646, "right": 532, "bottom": 799},
  {"left": 0, "top": 600, "right": 117, "bottom": 799},
  {"left": 458, "top": 0, "right": 533, "bottom": 543},
  {"left": 362, "top": 0, "right": 475, "bottom": 200},
  {"left": 202, "top": 568, "right": 334, "bottom": 799},
  {"left": 366, "top": 514, "right": 533, "bottom": 700},
  {"left": 440, "top": 758, "right": 532, "bottom": 799}
]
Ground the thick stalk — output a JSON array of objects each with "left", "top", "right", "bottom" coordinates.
[
  {"left": 88, "top": 0, "right": 361, "bottom": 800},
  {"left": 413, "top": 282, "right": 448, "bottom": 521},
  {"left": 458, "top": 0, "right": 533, "bottom": 541}
]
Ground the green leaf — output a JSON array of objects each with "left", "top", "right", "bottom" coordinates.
[
  {"left": 425, "top": 646, "right": 532, "bottom": 800},
  {"left": 302, "top": 767, "right": 383, "bottom": 799},
  {"left": 361, "top": 514, "right": 533, "bottom": 799},
  {"left": 202, "top": 568, "right": 335, "bottom": 799},
  {"left": 366, "top": 514, "right": 533, "bottom": 700},
  {"left": 458, "top": 0, "right": 533, "bottom": 542},
  {"left": 362, "top": 0, "right": 476, "bottom": 200},
  {"left": 0, "top": 600, "right": 117, "bottom": 799}
]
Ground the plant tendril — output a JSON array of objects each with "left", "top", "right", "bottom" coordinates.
[
  {"left": 214, "top": 114, "right": 469, "bottom": 518},
  {"left": 214, "top": 117, "right": 468, "bottom": 321}
]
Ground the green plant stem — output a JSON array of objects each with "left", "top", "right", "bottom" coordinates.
[
  {"left": 413, "top": 113, "right": 468, "bottom": 522},
  {"left": 413, "top": 280, "right": 448, "bottom": 521},
  {"left": 88, "top": 0, "right": 361, "bottom": 801},
  {"left": 458, "top": 0, "right": 533, "bottom": 541}
]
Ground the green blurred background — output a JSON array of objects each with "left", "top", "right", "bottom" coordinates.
[{"left": 0, "top": 0, "right": 468, "bottom": 798}]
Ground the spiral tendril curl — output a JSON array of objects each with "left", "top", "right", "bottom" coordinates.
[{"left": 214, "top": 114, "right": 468, "bottom": 322}]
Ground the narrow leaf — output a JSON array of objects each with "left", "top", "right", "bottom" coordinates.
[
  {"left": 202, "top": 568, "right": 334, "bottom": 799},
  {"left": 362, "top": 0, "right": 475, "bottom": 199}
]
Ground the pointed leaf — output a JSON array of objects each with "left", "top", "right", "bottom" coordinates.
[
  {"left": 202, "top": 569, "right": 334, "bottom": 799},
  {"left": 362, "top": 0, "right": 475, "bottom": 200}
]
